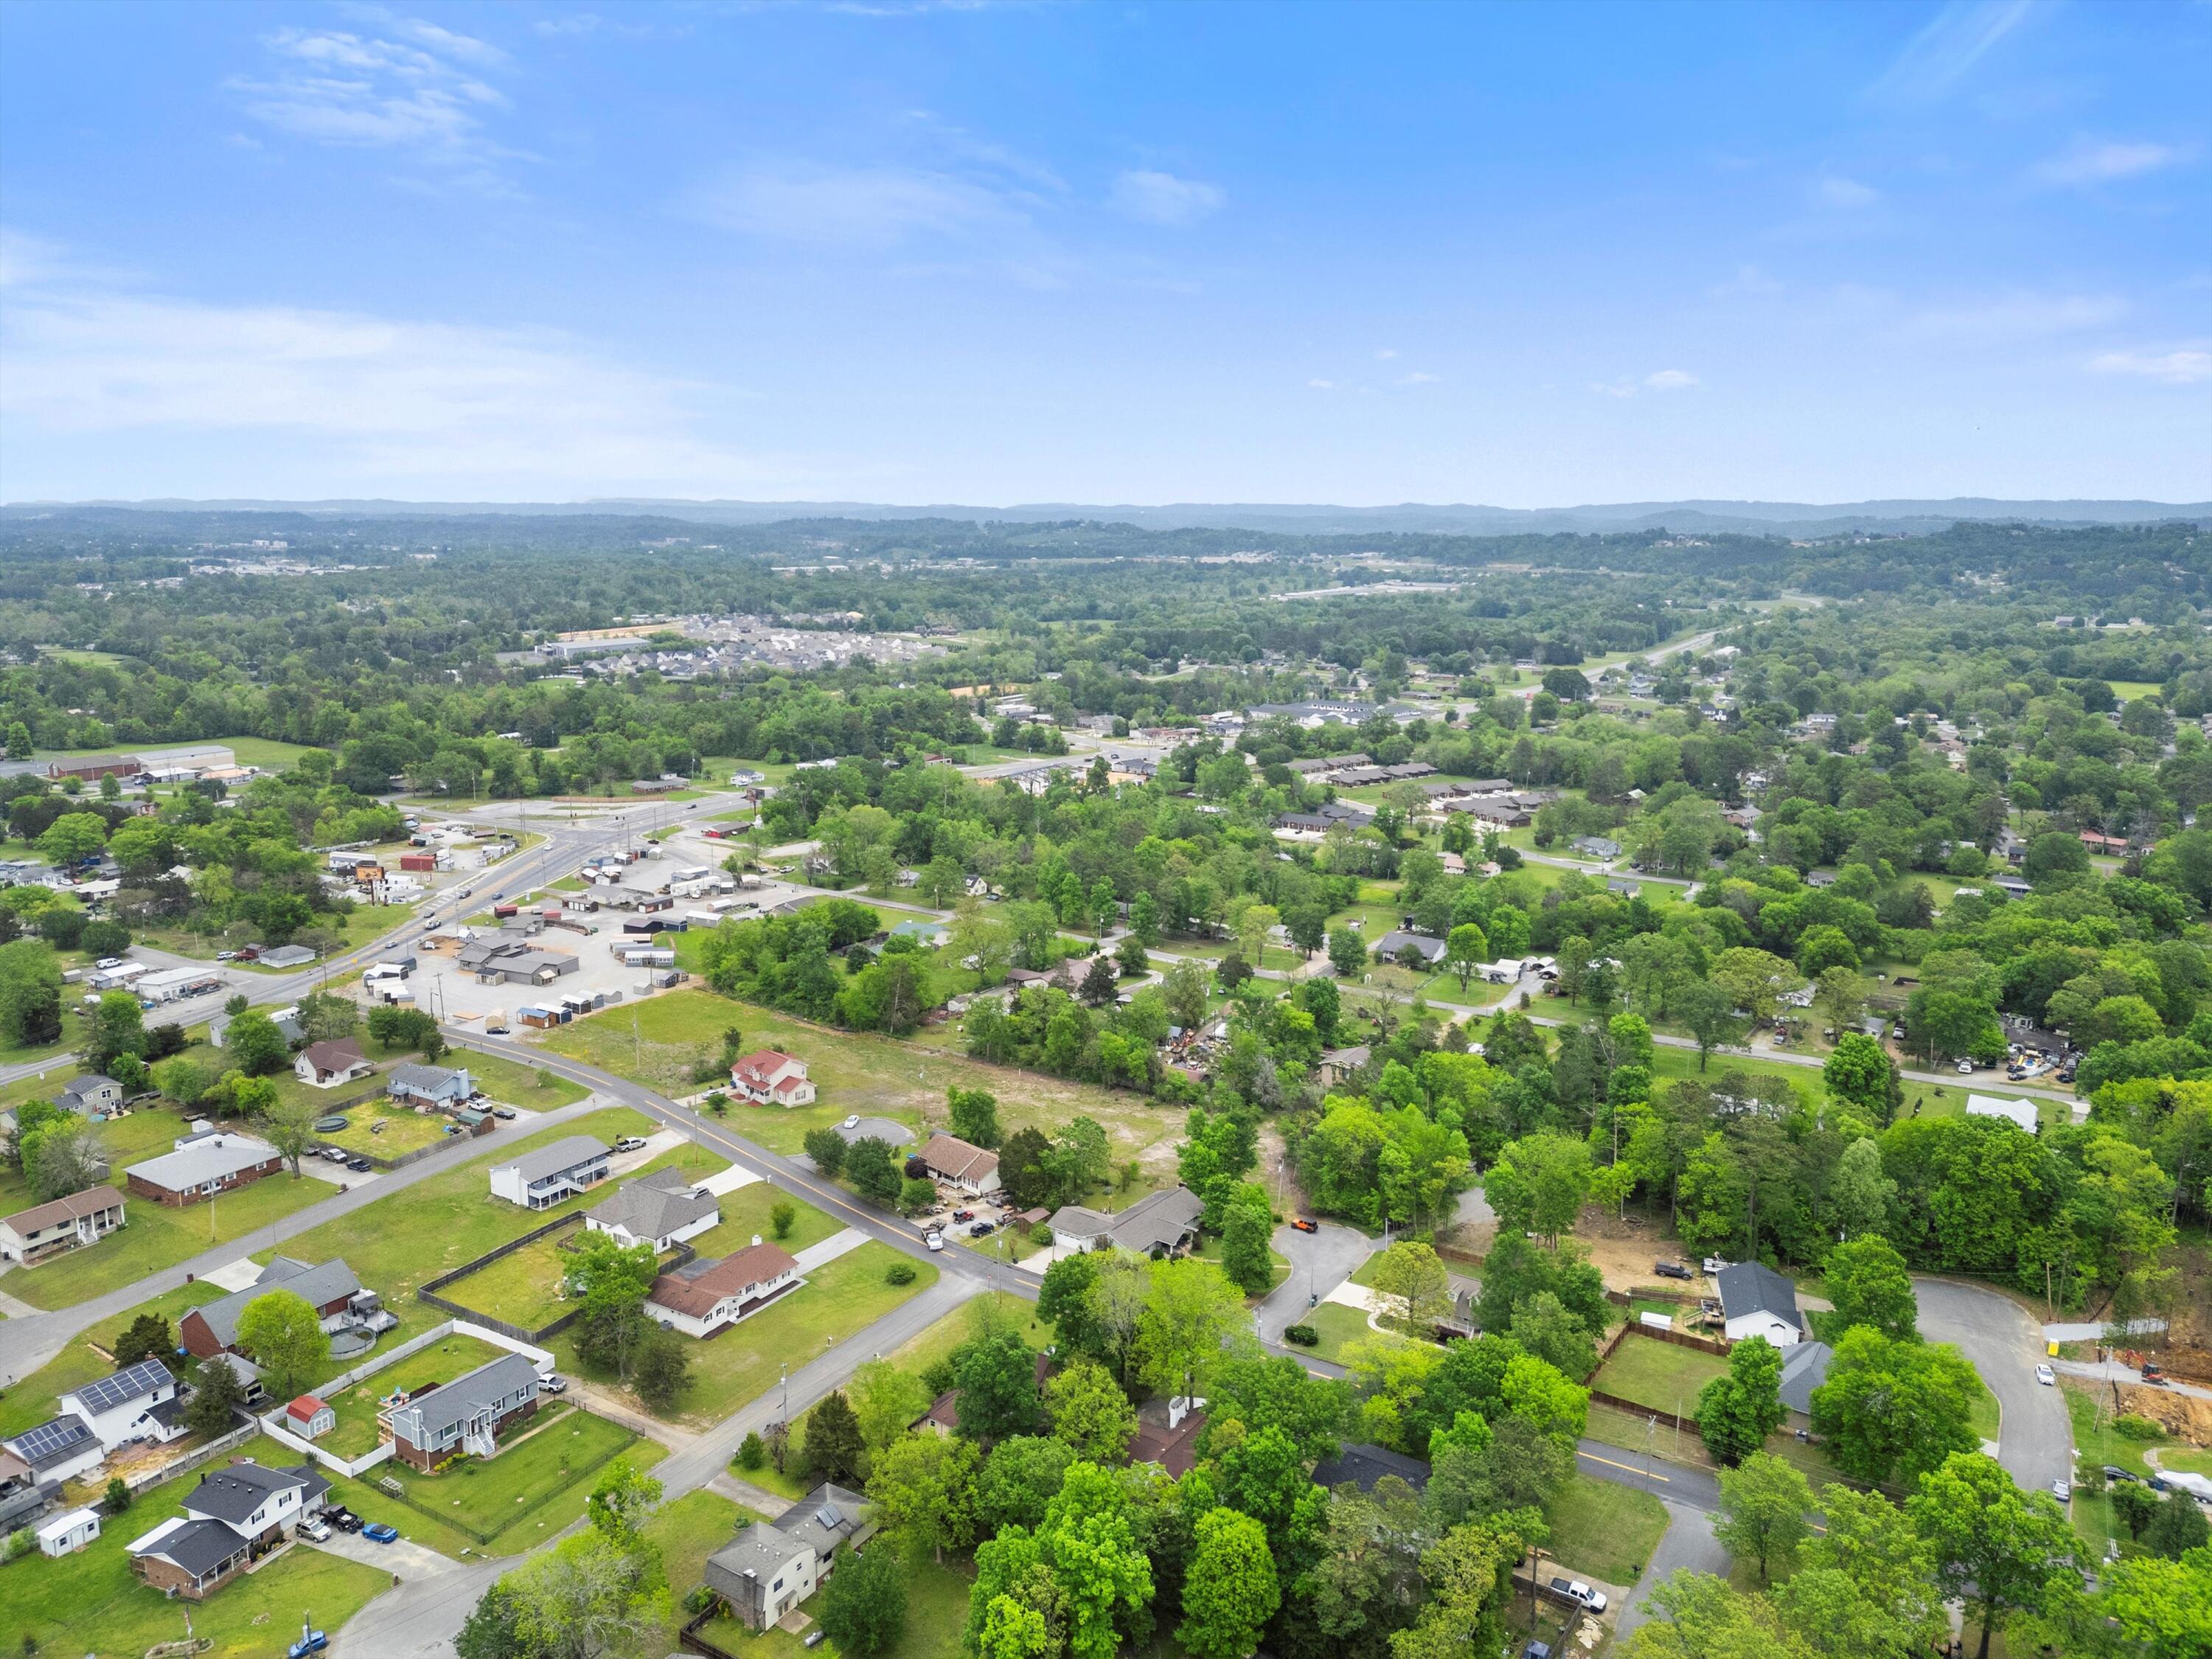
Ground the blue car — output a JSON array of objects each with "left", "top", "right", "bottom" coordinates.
[
  {"left": 288, "top": 1633, "right": 327, "bottom": 1658},
  {"left": 363, "top": 1522, "right": 400, "bottom": 1543}
]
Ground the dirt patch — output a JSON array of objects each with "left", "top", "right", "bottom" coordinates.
[{"left": 2111, "top": 1382, "right": 2212, "bottom": 1447}]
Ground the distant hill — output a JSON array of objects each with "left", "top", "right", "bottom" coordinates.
[{"left": 7, "top": 495, "right": 2205, "bottom": 538}]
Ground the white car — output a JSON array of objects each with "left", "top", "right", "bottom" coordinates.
[
  {"left": 2052, "top": 1479, "right": 2070, "bottom": 1502},
  {"left": 924, "top": 1231, "right": 945, "bottom": 1252},
  {"left": 844, "top": 1116, "right": 860, "bottom": 1129},
  {"left": 2036, "top": 1363, "right": 2056, "bottom": 1386},
  {"left": 95, "top": 956, "right": 125, "bottom": 970},
  {"left": 1956, "top": 1059, "right": 1975, "bottom": 1074}
]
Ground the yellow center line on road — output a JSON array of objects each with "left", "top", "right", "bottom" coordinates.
[{"left": 1576, "top": 1448, "right": 1669, "bottom": 1482}]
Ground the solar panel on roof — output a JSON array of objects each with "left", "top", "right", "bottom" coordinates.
[
  {"left": 816, "top": 1503, "right": 844, "bottom": 1528},
  {"left": 7, "top": 1416, "right": 92, "bottom": 1462},
  {"left": 72, "top": 1358, "right": 171, "bottom": 1416}
]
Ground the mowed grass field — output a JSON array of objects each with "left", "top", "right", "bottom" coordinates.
[
  {"left": 9, "top": 1434, "right": 392, "bottom": 1658},
  {"left": 536, "top": 987, "right": 1184, "bottom": 1188},
  {"left": 1591, "top": 1332, "right": 1730, "bottom": 1413},
  {"left": 549, "top": 1239, "right": 936, "bottom": 1425},
  {"left": 378, "top": 1402, "right": 653, "bottom": 1548},
  {"left": 436, "top": 1228, "right": 588, "bottom": 1332}
]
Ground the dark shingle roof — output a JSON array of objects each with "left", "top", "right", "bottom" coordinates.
[
  {"left": 1716, "top": 1262, "right": 1803, "bottom": 1330},
  {"left": 1312, "top": 1441, "right": 1429, "bottom": 1493}
]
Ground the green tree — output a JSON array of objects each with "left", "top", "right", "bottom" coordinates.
[
  {"left": 234, "top": 1287, "right": 331, "bottom": 1399},
  {"left": 1713, "top": 1451, "right": 1813, "bottom": 1582},
  {"left": 866, "top": 1432, "right": 979, "bottom": 1563},
  {"left": 220, "top": 1008, "right": 288, "bottom": 1077},
  {"left": 1908, "top": 1450, "right": 2076, "bottom": 1659},
  {"left": 86, "top": 991, "right": 149, "bottom": 1074},
  {"left": 955, "top": 1331, "right": 1045, "bottom": 1442},
  {"left": 1178, "top": 1508, "right": 1280, "bottom": 1659},
  {"left": 35, "top": 811, "right": 107, "bottom": 866},
  {"left": 1675, "top": 980, "right": 1745, "bottom": 1071},
  {"left": 262, "top": 1096, "right": 323, "bottom": 1177},
  {"left": 801, "top": 1390, "right": 866, "bottom": 1485},
  {"left": 949, "top": 1085, "right": 1003, "bottom": 1148},
  {"left": 111, "top": 1312, "right": 174, "bottom": 1370},
  {"left": 1821, "top": 1032, "right": 1894, "bottom": 1121},
  {"left": 1329, "top": 926, "right": 1370, "bottom": 978},
  {"left": 1219, "top": 1189, "right": 1276, "bottom": 1295},
  {"left": 1812, "top": 1327, "right": 1980, "bottom": 1487},
  {"left": 1368, "top": 1241, "right": 1452, "bottom": 1333},
  {"left": 186, "top": 1354, "right": 245, "bottom": 1437},
  {"left": 1829, "top": 1138, "right": 1897, "bottom": 1241},
  {"left": 1695, "top": 1336, "right": 1786, "bottom": 1467},
  {"left": 975, "top": 1436, "right": 1074, "bottom": 1534},
  {"left": 1442, "top": 924, "right": 1490, "bottom": 991},
  {"left": 1137, "top": 1256, "right": 1246, "bottom": 1406},
  {"left": 504, "top": 1528, "right": 672, "bottom": 1659},
  {"left": 631, "top": 1326, "right": 692, "bottom": 1413},
  {"left": 584, "top": 1458, "right": 664, "bottom": 1548},
  {"left": 803, "top": 1126, "right": 847, "bottom": 1177},
  {"left": 849, "top": 1358, "right": 931, "bottom": 1454},
  {"left": 1772, "top": 1481, "right": 1945, "bottom": 1658},
  {"left": 1481, "top": 1132, "right": 1593, "bottom": 1245},
  {"left": 1823, "top": 1236, "right": 1918, "bottom": 1340},
  {"left": 1506, "top": 1291, "right": 1596, "bottom": 1382},
  {"left": 846, "top": 1136, "right": 902, "bottom": 1206},
  {"left": 975, "top": 1594, "right": 1051, "bottom": 1659},
  {"left": 1037, "top": 1251, "right": 1104, "bottom": 1357},
  {"left": 1040, "top": 1461, "right": 1154, "bottom": 1659},
  {"left": 1044, "top": 1360, "right": 1137, "bottom": 1462}
]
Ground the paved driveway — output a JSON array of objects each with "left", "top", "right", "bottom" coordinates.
[
  {"left": 1915, "top": 1276, "right": 2073, "bottom": 1495},
  {"left": 1256, "top": 1220, "right": 1374, "bottom": 1341},
  {"left": 1612, "top": 1500, "right": 1728, "bottom": 1642}
]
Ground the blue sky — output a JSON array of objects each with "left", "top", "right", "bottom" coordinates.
[{"left": 2, "top": 0, "right": 2207, "bottom": 507}]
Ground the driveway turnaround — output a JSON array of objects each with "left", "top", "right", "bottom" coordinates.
[{"left": 1914, "top": 1276, "right": 2073, "bottom": 1495}]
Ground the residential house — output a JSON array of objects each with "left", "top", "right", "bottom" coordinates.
[
  {"left": 919, "top": 1131, "right": 1001, "bottom": 1195},
  {"left": 1312, "top": 1442, "right": 1432, "bottom": 1493},
  {"left": 728, "top": 1049, "right": 816, "bottom": 1107},
  {"left": 125, "top": 1460, "right": 330, "bottom": 1600},
  {"left": 180, "top": 1257, "right": 388, "bottom": 1360},
  {"left": 585, "top": 1167, "right": 720, "bottom": 1251},
  {"left": 647, "top": 1239, "right": 802, "bottom": 1338},
  {"left": 1371, "top": 931, "right": 1447, "bottom": 967},
  {"left": 387, "top": 1063, "right": 474, "bottom": 1110},
  {"left": 1776, "top": 1341, "right": 1834, "bottom": 1418},
  {"left": 1127, "top": 1394, "right": 1207, "bottom": 1477},
  {"left": 58, "top": 1360, "right": 186, "bottom": 1458},
  {"left": 294, "top": 1040, "right": 372, "bottom": 1089},
  {"left": 383, "top": 1352, "right": 542, "bottom": 1470},
  {"left": 124, "top": 1135, "right": 282, "bottom": 1207},
  {"left": 1048, "top": 1186, "right": 1203, "bottom": 1256},
  {"left": 1966, "top": 1093, "right": 2039, "bottom": 1135},
  {"left": 0, "top": 1413, "right": 105, "bottom": 1488},
  {"left": 1571, "top": 836, "right": 1623, "bottom": 860},
  {"left": 1715, "top": 1262, "right": 1805, "bottom": 1348},
  {"left": 57, "top": 1074, "right": 122, "bottom": 1116},
  {"left": 488, "top": 1135, "right": 611, "bottom": 1209},
  {"left": 0, "top": 1185, "right": 126, "bottom": 1266},
  {"left": 1315, "top": 1046, "right": 1371, "bottom": 1088},
  {"left": 703, "top": 1484, "right": 875, "bottom": 1631}
]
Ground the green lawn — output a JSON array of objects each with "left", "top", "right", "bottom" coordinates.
[
  {"left": 320, "top": 1329, "right": 511, "bottom": 1457},
  {"left": 456, "top": 1046, "right": 591, "bottom": 1109},
  {"left": 1302, "top": 1301, "right": 1379, "bottom": 1365},
  {"left": 700, "top": 1543, "right": 973, "bottom": 1659},
  {"left": 260, "top": 1107, "right": 698, "bottom": 1353},
  {"left": 641, "top": 1489, "right": 752, "bottom": 1650},
  {"left": 6, "top": 1435, "right": 392, "bottom": 1658},
  {"left": 377, "top": 1402, "right": 651, "bottom": 1547},
  {"left": 883, "top": 1292, "right": 1043, "bottom": 1377},
  {"left": 3, "top": 1138, "right": 333, "bottom": 1312},
  {"left": 554, "top": 1241, "right": 936, "bottom": 1425},
  {"left": 0, "top": 1281, "right": 223, "bottom": 1440},
  {"left": 538, "top": 989, "right": 1179, "bottom": 1187},
  {"left": 315, "top": 1097, "right": 459, "bottom": 1159},
  {"left": 1545, "top": 1471, "right": 1669, "bottom": 1585},
  {"left": 1591, "top": 1335, "right": 1731, "bottom": 1415},
  {"left": 688, "top": 1181, "right": 844, "bottom": 1259},
  {"left": 436, "top": 1228, "right": 588, "bottom": 1332}
]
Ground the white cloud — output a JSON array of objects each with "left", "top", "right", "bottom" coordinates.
[
  {"left": 2031, "top": 139, "right": 2183, "bottom": 187},
  {"left": 1644, "top": 369, "right": 1699, "bottom": 389},
  {"left": 1307, "top": 378, "right": 1338, "bottom": 390},
  {"left": 1816, "top": 175, "right": 1881, "bottom": 209},
  {"left": 2089, "top": 345, "right": 2212, "bottom": 385},
  {"left": 1593, "top": 379, "right": 1638, "bottom": 399},
  {"left": 1108, "top": 169, "right": 1225, "bottom": 226},
  {"left": 1905, "top": 291, "right": 2125, "bottom": 342},
  {"left": 1396, "top": 371, "right": 1439, "bottom": 386},
  {"left": 1868, "top": 0, "right": 2033, "bottom": 103},
  {"left": 229, "top": 15, "right": 520, "bottom": 182},
  {"left": 0, "top": 257, "right": 773, "bottom": 494},
  {"left": 1375, "top": 347, "right": 1399, "bottom": 360},
  {"left": 684, "top": 161, "right": 1027, "bottom": 246},
  {"left": 1593, "top": 370, "right": 1697, "bottom": 399}
]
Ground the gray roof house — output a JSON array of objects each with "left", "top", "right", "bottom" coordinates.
[
  {"left": 1312, "top": 1442, "right": 1431, "bottom": 1493},
  {"left": 124, "top": 1134, "right": 282, "bottom": 1205},
  {"left": 585, "top": 1167, "right": 719, "bottom": 1251},
  {"left": 1571, "top": 836, "right": 1624, "bottom": 859},
  {"left": 178, "top": 1257, "right": 374, "bottom": 1357},
  {"left": 1372, "top": 931, "right": 1447, "bottom": 966},
  {"left": 384, "top": 1352, "right": 541, "bottom": 1468},
  {"left": 125, "top": 1461, "right": 329, "bottom": 1601},
  {"left": 1776, "top": 1340, "right": 1834, "bottom": 1416},
  {"left": 703, "top": 1484, "right": 875, "bottom": 1631},
  {"left": 488, "top": 1135, "right": 611, "bottom": 1209},
  {"left": 57, "top": 1074, "right": 122, "bottom": 1116},
  {"left": 1048, "top": 1186, "right": 1203, "bottom": 1257},
  {"left": 387, "top": 1063, "right": 473, "bottom": 1107},
  {"left": 1716, "top": 1262, "right": 1806, "bottom": 1348}
]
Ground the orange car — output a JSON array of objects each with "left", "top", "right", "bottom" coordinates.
[{"left": 1290, "top": 1217, "right": 1319, "bottom": 1234}]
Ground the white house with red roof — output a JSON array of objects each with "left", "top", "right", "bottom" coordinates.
[{"left": 728, "top": 1049, "right": 815, "bottom": 1107}]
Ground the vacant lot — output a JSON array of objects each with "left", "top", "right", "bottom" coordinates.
[
  {"left": 686, "top": 1181, "right": 844, "bottom": 1259},
  {"left": 540, "top": 989, "right": 1183, "bottom": 1188},
  {"left": 12, "top": 1433, "right": 391, "bottom": 1658},
  {"left": 1592, "top": 1334, "right": 1730, "bottom": 1414},
  {"left": 554, "top": 1240, "right": 936, "bottom": 1425},
  {"left": 321, "top": 1329, "right": 512, "bottom": 1457},
  {"left": 1545, "top": 1471, "right": 1668, "bottom": 1585}
]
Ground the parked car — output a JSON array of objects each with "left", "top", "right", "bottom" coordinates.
[
  {"left": 1290, "top": 1217, "right": 1319, "bottom": 1234},
  {"left": 492, "top": 1105, "right": 518, "bottom": 1120},
  {"left": 347, "top": 1156, "right": 372, "bottom": 1172},
  {"left": 613, "top": 1136, "right": 648, "bottom": 1153},
  {"left": 953, "top": 1209, "right": 975, "bottom": 1224},
  {"left": 1701, "top": 1256, "right": 1731, "bottom": 1275},
  {"left": 1549, "top": 1577, "right": 1608, "bottom": 1613},
  {"left": 288, "top": 1632, "right": 329, "bottom": 1658},
  {"left": 2104, "top": 1466, "right": 2138, "bottom": 1483},
  {"left": 2051, "top": 1480, "right": 2070, "bottom": 1502},
  {"left": 2035, "top": 1363, "right": 2055, "bottom": 1386},
  {"left": 364, "top": 1523, "right": 400, "bottom": 1543},
  {"left": 215, "top": 950, "right": 237, "bottom": 961},
  {"left": 970, "top": 1220, "right": 995, "bottom": 1237},
  {"left": 844, "top": 1115, "right": 861, "bottom": 1129},
  {"left": 1654, "top": 1261, "right": 1694, "bottom": 1280},
  {"left": 95, "top": 956, "right": 125, "bottom": 970},
  {"left": 327, "top": 1508, "right": 360, "bottom": 1531},
  {"left": 323, "top": 1147, "right": 349, "bottom": 1163},
  {"left": 299, "top": 1517, "right": 330, "bottom": 1542},
  {"left": 925, "top": 1231, "right": 945, "bottom": 1252}
]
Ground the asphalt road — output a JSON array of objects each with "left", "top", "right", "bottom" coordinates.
[
  {"left": 1915, "top": 1276, "right": 2073, "bottom": 1496},
  {"left": 1257, "top": 1219, "right": 1375, "bottom": 1341},
  {"left": 1611, "top": 1499, "right": 1728, "bottom": 1644}
]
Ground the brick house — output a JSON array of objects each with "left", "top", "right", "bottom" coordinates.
[
  {"left": 382, "top": 1352, "right": 541, "bottom": 1470},
  {"left": 126, "top": 1460, "right": 330, "bottom": 1600},
  {"left": 124, "top": 1135, "right": 282, "bottom": 1206}
]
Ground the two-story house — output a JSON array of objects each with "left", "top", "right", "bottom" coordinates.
[
  {"left": 488, "top": 1135, "right": 611, "bottom": 1209},
  {"left": 703, "top": 1484, "right": 874, "bottom": 1630},
  {"left": 125, "top": 1460, "right": 330, "bottom": 1600},
  {"left": 0, "top": 1185, "right": 126, "bottom": 1266},
  {"left": 728, "top": 1049, "right": 815, "bottom": 1106},
  {"left": 388, "top": 1063, "right": 474, "bottom": 1110},
  {"left": 56, "top": 1074, "right": 122, "bottom": 1116},
  {"left": 2, "top": 1358, "right": 187, "bottom": 1487},
  {"left": 383, "top": 1352, "right": 542, "bottom": 1470}
]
